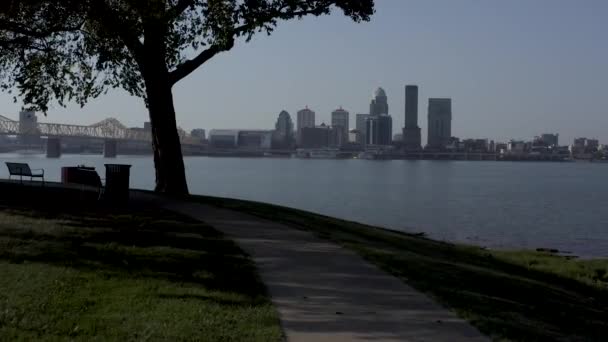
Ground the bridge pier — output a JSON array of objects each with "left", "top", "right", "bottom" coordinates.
[
  {"left": 103, "top": 139, "right": 118, "bottom": 158},
  {"left": 46, "top": 138, "right": 61, "bottom": 158}
]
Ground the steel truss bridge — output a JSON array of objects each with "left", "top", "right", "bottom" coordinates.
[{"left": 0, "top": 115, "right": 153, "bottom": 142}]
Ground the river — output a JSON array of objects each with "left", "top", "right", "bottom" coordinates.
[{"left": 2, "top": 153, "right": 607, "bottom": 257}]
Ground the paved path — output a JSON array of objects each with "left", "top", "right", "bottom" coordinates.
[{"left": 164, "top": 200, "right": 488, "bottom": 342}]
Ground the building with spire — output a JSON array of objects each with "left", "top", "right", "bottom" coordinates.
[
  {"left": 366, "top": 87, "right": 393, "bottom": 146},
  {"left": 370, "top": 87, "right": 389, "bottom": 116}
]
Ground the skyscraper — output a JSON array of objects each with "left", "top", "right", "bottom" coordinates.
[
  {"left": 402, "top": 85, "right": 421, "bottom": 150},
  {"left": 366, "top": 87, "right": 392, "bottom": 146},
  {"left": 427, "top": 98, "right": 452, "bottom": 149},
  {"left": 355, "top": 114, "right": 369, "bottom": 145},
  {"left": 365, "top": 115, "right": 378, "bottom": 145},
  {"left": 370, "top": 87, "right": 389, "bottom": 116},
  {"left": 272, "top": 110, "right": 295, "bottom": 149},
  {"left": 377, "top": 114, "right": 393, "bottom": 146},
  {"left": 365, "top": 114, "right": 392, "bottom": 146},
  {"left": 331, "top": 107, "right": 349, "bottom": 146},
  {"left": 296, "top": 107, "right": 315, "bottom": 144}
]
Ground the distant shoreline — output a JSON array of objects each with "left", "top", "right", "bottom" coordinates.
[{"left": 2, "top": 150, "right": 607, "bottom": 162}]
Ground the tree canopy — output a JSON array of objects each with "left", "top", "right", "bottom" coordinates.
[
  {"left": 1, "top": 0, "right": 374, "bottom": 111},
  {"left": 0, "top": 0, "right": 374, "bottom": 194}
]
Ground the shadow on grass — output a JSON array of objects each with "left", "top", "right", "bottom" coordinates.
[
  {"left": 194, "top": 194, "right": 608, "bottom": 341},
  {"left": 0, "top": 185, "right": 268, "bottom": 304}
]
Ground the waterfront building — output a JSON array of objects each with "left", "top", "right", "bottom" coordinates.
[
  {"left": 272, "top": 110, "right": 295, "bottom": 149},
  {"left": 586, "top": 139, "right": 599, "bottom": 151},
  {"left": 191, "top": 129, "right": 206, "bottom": 142},
  {"left": 209, "top": 129, "right": 239, "bottom": 148},
  {"left": 365, "top": 114, "right": 392, "bottom": 146},
  {"left": 427, "top": 98, "right": 452, "bottom": 149},
  {"left": 300, "top": 124, "right": 332, "bottom": 149},
  {"left": 495, "top": 142, "right": 508, "bottom": 154},
  {"left": 238, "top": 130, "right": 273, "bottom": 149},
  {"left": 365, "top": 115, "right": 378, "bottom": 145},
  {"left": 348, "top": 129, "right": 360, "bottom": 143},
  {"left": 461, "top": 139, "right": 489, "bottom": 152},
  {"left": 331, "top": 107, "right": 349, "bottom": 147},
  {"left": 540, "top": 133, "right": 559, "bottom": 147},
  {"left": 571, "top": 137, "right": 600, "bottom": 155},
  {"left": 377, "top": 114, "right": 393, "bottom": 146},
  {"left": 364, "top": 88, "right": 393, "bottom": 146},
  {"left": 296, "top": 107, "right": 315, "bottom": 144},
  {"left": 507, "top": 140, "right": 528, "bottom": 155},
  {"left": 355, "top": 114, "right": 369, "bottom": 145},
  {"left": 402, "top": 85, "right": 421, "bottom": 150}
]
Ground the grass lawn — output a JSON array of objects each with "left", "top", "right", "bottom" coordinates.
[
  {"left": 0, "top": 199, "right": 282, "bottom": 341},
  {"left": 196, "top": 195, "right": 608, "bottom": 341}
]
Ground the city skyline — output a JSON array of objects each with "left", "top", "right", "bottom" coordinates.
[
  {"left": 3, "top": 85, "right": 605, "bottom": 149},
  {"left": 0, "top": 0, "right": 606, "bottom": 144}
]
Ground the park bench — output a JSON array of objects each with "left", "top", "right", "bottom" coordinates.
[{"left": 5, "top": 162, "right": 45, "bottom": 184}]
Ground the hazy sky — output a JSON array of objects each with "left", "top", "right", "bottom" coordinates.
[{"left": 1, "top": 0, "right": 607, "bottom": 144}]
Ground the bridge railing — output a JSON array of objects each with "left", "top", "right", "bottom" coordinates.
[{"left": 0, "top": 121, "right": 153, "bottom": 142}]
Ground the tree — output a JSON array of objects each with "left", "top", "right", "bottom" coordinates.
[{"left": 0, "top": 0, "right": 374, "bottom": 195}]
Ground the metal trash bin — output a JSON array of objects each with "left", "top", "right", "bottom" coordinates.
[{"left": 104, "top": 164, "right": 131, "bottom": 201}]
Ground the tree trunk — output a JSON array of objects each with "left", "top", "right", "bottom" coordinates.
[{"left": 142, "top": 63, "right": 189, "bottom": 195}]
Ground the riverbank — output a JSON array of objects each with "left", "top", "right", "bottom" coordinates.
[
  {"left": 193, "top": 195, "right": 608, "bottom": 341},
  {"left": 1, "top": 181, "right": 607, "bottom": 340}
]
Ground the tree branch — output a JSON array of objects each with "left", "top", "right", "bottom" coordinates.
[
  {"left": 91, "top": 0, "right": 144, "bottom": 62},
  {"left": 168, "top": 37, "right": 234, "bottom": 85},
  {"left": 166, "top": 0, "right": 195, "bottom": 21},
  {"left": 168, "top": 4, "right": 331, "bottom": 85}
]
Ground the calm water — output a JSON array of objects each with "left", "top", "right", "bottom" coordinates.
[{"left": 2, "top": 153, "right": 608, "bottom": 257}]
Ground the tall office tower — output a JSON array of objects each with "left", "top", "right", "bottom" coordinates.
[
  {"left": 402, "top": 85, "right": 421, "bottom": 150},
  {"left": 356, "top": 114, "right": 369, "bottom": 145},
  {"left": 377, "top": 114, "right": 393, "bottom": 146},
  {"left": 296, "top": 106, "right": 315, "bottom": 144},
  {"left": 365, "top": 115, "right": 378, "bottom": 145},
  {"left": 365, "top": 114, "right": 392, "bottom": 146},
  {"left": 272, "top": 110, "right": 295, "bottom": 149},
  {"left": 331, "top": 107, "right": 349, "bottom": 146},
  {"left": 370, "top": 87, "right": 389, "bottom": 116},
  {"left": 427, "top": 98, "right": 452, "bottom": 149}
]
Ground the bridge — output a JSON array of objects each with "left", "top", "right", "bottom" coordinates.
[{"left": 0, "top": 114, "right": 194, "bottom": 158}]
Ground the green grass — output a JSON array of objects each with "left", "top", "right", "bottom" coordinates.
[
  {"left": 194, "top": 195, "right": 608, "bottom": 342},
  {"left": 0, "top": 203, "right": 282, "bottom": 341}
]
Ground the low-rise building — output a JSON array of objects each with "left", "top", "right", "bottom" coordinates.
[
  {"left": 461, "top": 138, "right": 489, "bottom": 152},
  {"left": 300, "top": 124, "right": 332, "bottom": 149},
  {"left": 209, "top": 129, "right": 239, "bottom": 148},
  {"left": 507, "top": 140, "right": 529, "bottom": 155},
  {"left": 238, "top": 130, "right": 272, "bottom": 149},
  {"left": 191, "top": 129, "right": 206, "bottom": 142}
]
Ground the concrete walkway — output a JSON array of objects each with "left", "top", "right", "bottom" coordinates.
[{"left": 164, "top": 200, "right": 488, "bottom": 342}]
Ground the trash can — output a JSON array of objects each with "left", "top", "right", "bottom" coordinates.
[{"left": 104, "top": 164, "right": 131, "bottom": 201}]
